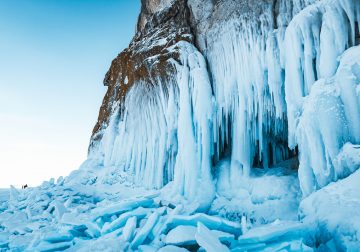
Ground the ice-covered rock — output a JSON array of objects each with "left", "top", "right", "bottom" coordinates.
[
  {"left": 211, "top": 159, "right": 301, "bottom": 225},
  {"left": 300, "top": 169, "right": 360, "bottom": 250},
  {"left": 284, "top": 0, "right": 360, "bottom": 148},
  {"left": 86, "top": 0, "right": 359, "bottom": 212},
  {"left": 296, "top": 46, "right": 360, "bottom": 196}
]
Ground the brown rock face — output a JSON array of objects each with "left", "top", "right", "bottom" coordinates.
[{"left": 90, "top": 0, "right": 194, "bottom": 149}]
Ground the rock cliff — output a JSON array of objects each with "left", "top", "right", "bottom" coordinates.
[{"left": 90, "top": 0, "right": 360, "bottom": 198}]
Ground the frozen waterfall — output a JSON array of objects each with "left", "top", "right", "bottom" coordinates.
[{"left": 89, "top": 0, "right": 360, "bottom": 202}]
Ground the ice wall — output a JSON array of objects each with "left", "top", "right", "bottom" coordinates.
[
  {"left": 90, "top": 41, "right": 215, "bottom": 207},
  {"left": 95, "top": 81, "right": 178, "bottom": 190}
]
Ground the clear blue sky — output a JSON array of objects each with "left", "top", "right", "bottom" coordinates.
[{"left": 0, "top": 0, "right": 140, "bottom": 187}]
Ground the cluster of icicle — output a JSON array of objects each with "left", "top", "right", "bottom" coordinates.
[
  {"left": 204, "top": 0, "right": 311, "bottom": 179},
  {"left": 90, "top": 41, "right": 215, "bottom": 209},
  {"left": 89, "top": 0, "right": 360, "bottom": 204},
  {"left": 206, "top": 0, "right": 360, "bottom": 196}
]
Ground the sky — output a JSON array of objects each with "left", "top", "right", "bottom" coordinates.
[{"left": 0, "top": 0, "right": 141, "bottom": 188}]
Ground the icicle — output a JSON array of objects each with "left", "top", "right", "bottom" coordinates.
[
  {"left": 171, "top": 41, "right": 215, "bottom": 208},
  {"left": 90, "top": 80, "right": 179, "bottom": 189},
  {"left": 204, "top": 0, "right": 308, "bottom": 175}
]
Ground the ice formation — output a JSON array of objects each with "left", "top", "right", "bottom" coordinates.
[
  {"left": 90, "top": 0, "right": 359, "bottom": 200},
  {"left": 286, "top": 0, "right": 360, "bottom": 194},
  {"left": 296, "top": 46, "right": 360, "bottom": 195},
  {"left": 300, "top": 168, "right": 360, "bottom": 250},
  {"left": 205, "top": 0, "right": 360, "bottom": 195},
  {"left": 90, "top": 40, "right": 215, "bottom": 208},
  {"left": 1, "top": 0, "right": 360, "bottom": 250}
]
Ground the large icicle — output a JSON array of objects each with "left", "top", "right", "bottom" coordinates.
[{"left": 171, "top": 41, "right": 215, "bottom": 208}]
